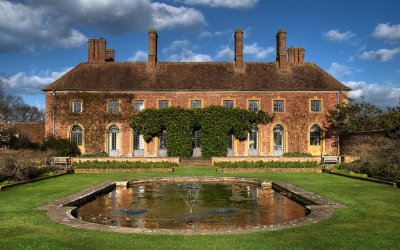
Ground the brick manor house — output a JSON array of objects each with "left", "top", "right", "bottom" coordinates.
[{"left": 43, "top": 29, "right": 350, "bottom": 157}]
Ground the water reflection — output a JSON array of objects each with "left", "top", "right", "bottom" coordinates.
[{"left": 76, "top": 182, "right": 305, "bottom": 230}]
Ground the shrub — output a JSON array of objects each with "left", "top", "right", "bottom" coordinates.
[
  {"left": 72, "top": 161, "right": 177, "bottom": 169},
  {"left": 283, "top": 152, "right": 313, "bottom": 157},
  {"left": 0, "top": 149, "right": 56, "bottom": 182},
  {"left": 80, "top": 151, "right": 108, "bottom": 158},
  {"left": 41, "top": 136, "right": 81, "bottom": 157},
  {"left": 339, "top": 137, "right": 400, "bottom": 181},
  {"left": 215, "top": 161, "right": 319, "bottom": 168}
]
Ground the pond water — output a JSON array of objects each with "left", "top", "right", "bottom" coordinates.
[{"left": 75, "top": 182, "right": 306, "bottom": 230}]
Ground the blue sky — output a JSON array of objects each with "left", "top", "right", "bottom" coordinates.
[{"left": 1, "top": 0, "right": 399, "bottom": 110}]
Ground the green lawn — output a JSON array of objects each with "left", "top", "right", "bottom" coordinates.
[{"left": 0, "top": 168, "right": 399, "bottom": 249}]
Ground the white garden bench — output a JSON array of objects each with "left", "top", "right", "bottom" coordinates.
[
  {"left": 322, "top": 155, "right": 340, "bottom": 164},
  {"left": 50, "top": 157, "right": 71, "bottom": 167}
]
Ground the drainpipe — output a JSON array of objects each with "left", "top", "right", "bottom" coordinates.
[
  {"left": 52, "top": 89, "right": 56, "bottom": 136},
  {"left": 336, "top": 89, "right": 343, "bottom": 159}
]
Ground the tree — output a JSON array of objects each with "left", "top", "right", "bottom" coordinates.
[
  {"left": 0, "top": 74, "right": 44, "bottom": 122},
  {"left": 325, "top": 97, "right": 383, "bottom": 134},
  {"left": 0, "top": 113, "right": 13, "bottom": 147}
]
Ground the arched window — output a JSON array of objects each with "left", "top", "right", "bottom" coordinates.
[
  {"left": 109, "top": 125, "right": 120, "bottom": 151},
  {"left": 71, "top": 126, "right": 82, "bottom": 146},
  {"left": 159, "top": 130, "right": 167, "bottom": 149},
  {"left": 310, "top": 125, "right": 322, "bottom": 146},
  {"left": 249, "top": 127, "right": 258, "bottom": 150}
]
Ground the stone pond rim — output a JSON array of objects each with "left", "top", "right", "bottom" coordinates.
[{"left": 40, "top": 176, "right": 345, "bottom": 235}]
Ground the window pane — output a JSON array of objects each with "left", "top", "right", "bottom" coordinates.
[
  {"left": 310, "top": 125, "right": 321, "bottom": 145},
  {"left": 311, "top": 100, "right": 321, "bottom": 112},
  {"left": 71, "top": 126, "right": 82, "bottom": 146},
  {"left": 192, "top": 130, "right": 201, "bottom": 148},
  {"left": 159, "top": 130, "right": 167, "bottom": 149},
  {"left": 191, "top": 100, "right": 202, "bottom": 109},
  {"left": 133, "top": 100, "right": 144, "bottom": 112},
  {"left": 248, "top": 100, "right": 259, "bottom": 112},
  {"left": 133, "top": 130, "right": 144, "bottom": 150},
  {"left": 72, "top": 100, "right": 82, "bottom": 113},
  {"left": 223, "top": 100, "right": 234, "bottom": 108},
  {"left": 158, "top": 100, "right": 169, "bottom": 109},
  {"left": 273, "top": 100, "right": 284, "bottom": 112},
  {"left": 249, "top": 128, "right": 258, "bottom": 149},
  {"left": 108, "top": 100, "right": 119, "bottom": 113}
]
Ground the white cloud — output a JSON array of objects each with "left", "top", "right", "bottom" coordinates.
[
  {"left": 327, "top": 62, "right": 352, "bottom": 78},
  {"left": 30, "top": 0, "right": 205, "bottom": 34},
  {"left": 4, "top": 67, "right": 72, "bottom": 95},
  {"left": 346, "top": 81, "right": 400, "bottom": 108},
  {"left": 244, "top": 43, "right": 275, "bottom": 59},
  {"left": 128, "top": 50, "right": 148, "bottom": 62},
  {"left": 178, "top": 0, "right": 258, "bottom": 8},
  {"left": 199, "top": 29, "right": 232, "bottom": 38},
  {"left": 167, "top": 49, "right": 212, "bottom": 62},
  {"left": 359, "top": 48, "right": 400, "bottom": 62},
  {"left": 0, "top": 1, "right": 87, "bottom": 52},
  {"left": 162, "top": 40, "right": 192, "bottom": 53},
  {"left": 322, "top": 29, "right": 355, "bottom": 42},
  {"left": 372, "top": 23, "right": 400, "bottom": 44},
  {"left": 216, "top": 45, "right": 234, "bottom": 60},
  {"left": 0, "top": 0, "right": 205, "bottom": 52}
]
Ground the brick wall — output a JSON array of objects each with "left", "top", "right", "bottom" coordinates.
[
  {"left": 12, "top": 122, "right": 45, "bottom": 143},
  {"left": 45, "top": 90, "right": 344, "bottom": 157}
]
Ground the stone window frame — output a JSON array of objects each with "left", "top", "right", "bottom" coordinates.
[
  {"left": 189, "top": 99, "right": 203, "bottom": 109},
  {"left": 309, "top": 124, "right": 322, "bottom": 146},
  {"left": 222, "top": 99, "right": 235, "bottom": 108},
  {"left": 309, "top": 97, "right": 323, "bottom": 113},
  {"left": 247, "top": 98, "right": 261, "bottom": 112},
  {"left": 107, "top": 99, "right": 120, "bottom": 113},
  {"left": 158, "top": 99, "right": 170, "bottom": 109},
  {"left": 132, "top": 99, "right": 145, "bottom": 112},
  {"left": 133, "top": 130, "right": 144, "bottom": 150},
  {"left": 71, "top": 99, "right": 83, "bottom": 113},
  {"left": 272, "top": 98, "right": 286, "bottom": 113},
  {"left": 70, "top": 124, "right": 85, "bottom": 153}
]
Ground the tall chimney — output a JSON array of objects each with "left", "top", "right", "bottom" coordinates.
[
  {"left": 148, "top": 30, "right": 158, "bottom": 70},
  {"left": 288, "top": 47, "right": 305, "bottom": 63},
  {"left": 106, "top": 49, "right": 115, "bottom": 62},
  {"left": 88, "top": 38, "right": 107, "bottom": 62},
  {"left": 234, "top": 29, "right": 244, "bottom": 71},
  {"left": 276, "top": 29, "right": 287, "bottom": 70}
]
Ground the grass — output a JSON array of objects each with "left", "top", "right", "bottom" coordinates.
[{"left": 0, "top": 167, "right": 399, "bottom": 249}]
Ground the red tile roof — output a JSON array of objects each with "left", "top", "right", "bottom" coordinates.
[{"left": 43, "top": 62, "right": 351, "bottom": 92}]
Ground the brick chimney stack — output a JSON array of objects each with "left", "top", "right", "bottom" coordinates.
[
  {"left": 148, "top": 30, "right": 158, "bottom": 70},
  {"left": 88, "top": 38, "right": 107, "bottom": 62},
  {"left": 106, "top": 49, "right": 115, "bottom": 62},
  {"left": 276, "top": 29, "right": 287, "bottom": 70},
  {"left": 234, "top": 29, "right": 244, "bottom": 71},
  {"left": 288, "top": 47, "right": 305, "bottom": 63}
]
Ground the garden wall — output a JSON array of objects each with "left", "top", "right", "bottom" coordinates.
[{"left": 340, "top": 131, "right": 386, "bottom": 162}]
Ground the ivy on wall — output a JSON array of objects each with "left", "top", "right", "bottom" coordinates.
[
  {"left": 55, "top": 92, "right": 134, "bottom": 153},
  {"left": 130, "top": 106, "right": 273, "bottom": 157}
]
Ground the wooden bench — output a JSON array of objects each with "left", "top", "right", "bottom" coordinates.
[
  {"left": 50, "top": 157, "right": 71, "bottom": 167},
  {"left": 322, "top": 155, "right": 340, "bottom": 164}
]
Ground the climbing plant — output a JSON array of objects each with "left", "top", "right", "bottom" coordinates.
[{"left": 130, "top": 105, "right": 273, "bottom": 157}]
